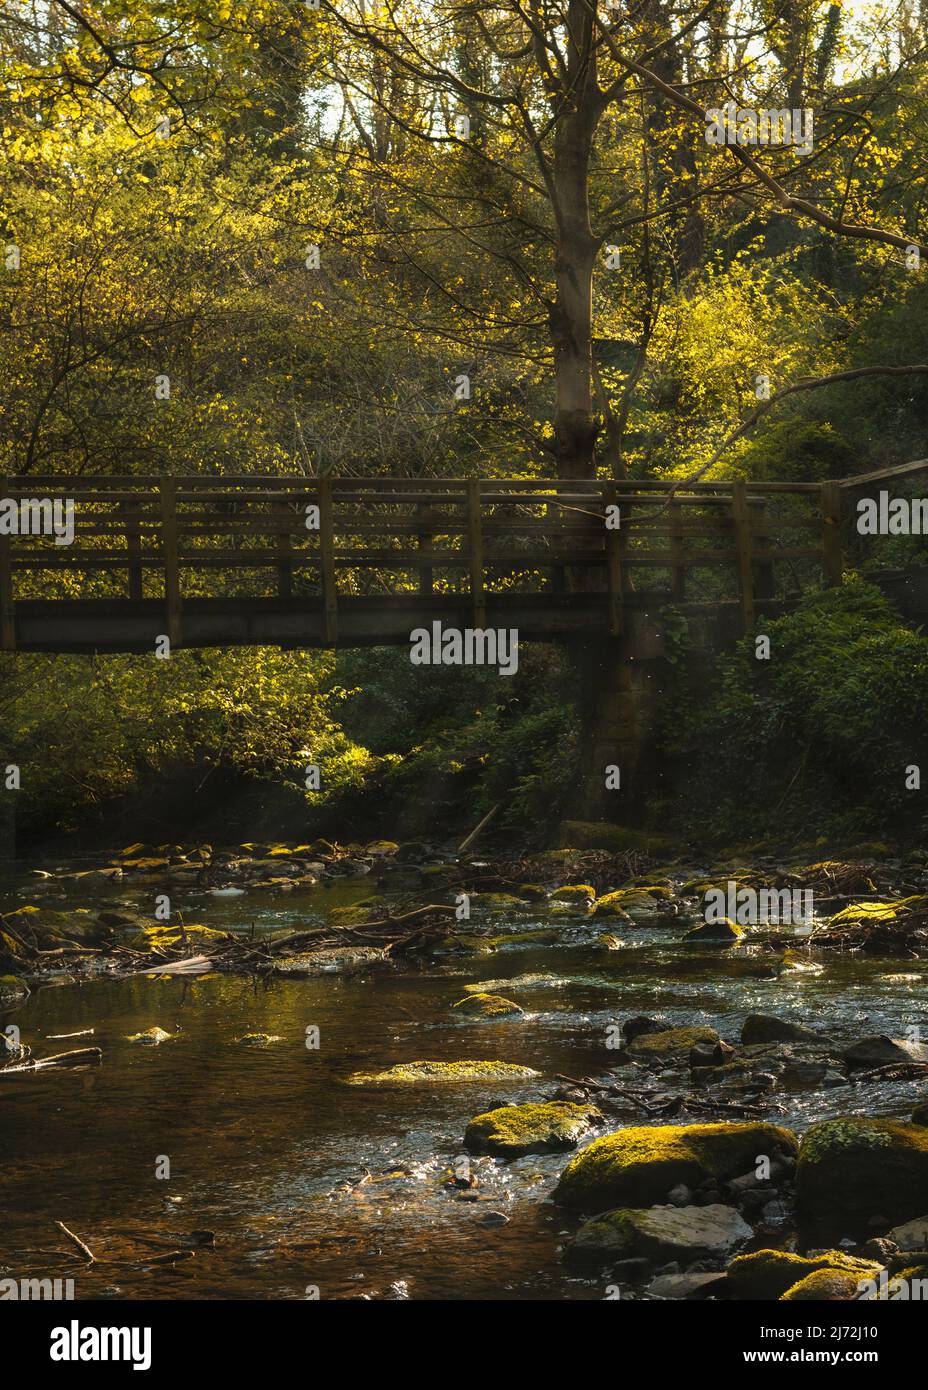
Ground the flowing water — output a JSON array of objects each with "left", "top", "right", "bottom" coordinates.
[{"left": 2, "top": 863, "right": 926, "bottom": 1300}]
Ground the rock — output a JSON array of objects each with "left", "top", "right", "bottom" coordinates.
[
  {"left": 345, "top": 1060, "right": 541, "bottom": 1086},
  {"left": 622, "top": 1016, "right": 671, "bottom": 1045},
  {"left": 365, "top": 841, "right": 399, "bottom": 856},
  {"left": 553, "top": 1121, "right": 799, "bottom": 1210},
  {"left": 726, "top": 1249, "right": 880, "bottom": 1300},
  {"left": 395, "top": 842, "right": 428, "bottom": 863},
  {"left": 781, "top": 1269, "right": 869, "bottom": 1301},
  {"left": 477, "top": 1211, "right": 509, "bottom": 1227},
  {"left": 797, "top": 1117, "right": 928, "bottom": 1240},
  {"left": 126, "top": 1027, "right": 173, "bottom": 1045},
  {"left": 628, "top": 1026, "right": 719, "bottom": 1059},
  {"left": 235, "top": 1033, "right": 283, "bottom": 1046},
  {"left": 557, "top": 821, "right": 675, "bottom": 854},
  {"left": 741, "top": 1014, "right": 823, "bottom": 1044},
  {"left": 667, "top": 1184, "right": 692, "bottom": 1206},
  {"left": 567, "top": 1204, "right": 752, "bottom": 1266},
  {"left": 0, "top": 974, "right": 29, "bottom": 1007},
  {"left": 842, "top": 1035, "right": 928, "bottom": 1068},
  {"left": 646, "top": 1271, "right": 728, "bottom": 1299},
  {"left": 886, "top": 1215, "right": 928, "bottom": 1248},
  {"left": 912, "top": 1102, "right": 928, "bottom": 1127},
  {"left": 682, "top": 919, "right": 743, "bottom": 943},
  {"left": 464, "top": 1102, "right": 604, "bottom": 1158},
  {"left": 451, "top": 993, "right": 524, "bottom": 1020},
  {"left": 551, "top": 884, "right": 595, "bottom": 903}
]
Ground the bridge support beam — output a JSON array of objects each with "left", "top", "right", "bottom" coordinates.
[{"left": 570, "top": 634, "right": 664, "bottom": 820}]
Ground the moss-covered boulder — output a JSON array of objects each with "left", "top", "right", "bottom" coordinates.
[
  {"left": 345, "top": 1060, "right": 541, "bottom": 1086},
  {"left": 726, "top": 1249, "right": 881, "bottom": 1301},
  {"left": 126, "top": 1026, "right": 174, "bottom": 1045},
  {"left": 797, "top": 1117, "right": 928, "bottom": 1240},
  {"left": 628, "top": 1025, "right": 719, "bottom": 1059},
  {"left": 781, "top": 1269, "right": 868, "bottom": 1301},
  {"left": 464, "top": 1102, "right": 603, "bottom": 1158},
  {"left": 235, "top": 1033, "right": 283, "bottom": 1045},
  {"left": 568, "top": 1204, "right": 751, "bottom": 1266},
  {"left": 553, "top": 1121, "right": 798, "bottom": 1210},
  {"left": 484, "top": 929, "right": 559, "bottom": 948},
  {"left": 124, "top": 923, "right": 228, "bottom": 953},
  {"left": 451, "top": 993, "right": 524, "bottom": 1020},
  {"left": 683, "top": 918, "right": 743, "bottom": 943},
  {"left": 912, "top": 1101, "right": 928, "bottom": 1127},
  {"left": 551, "top": 885, "right": 596, "bottom": 903},
  {"left": 0, "top": 974, "right": 29, "bottom": 1006}
]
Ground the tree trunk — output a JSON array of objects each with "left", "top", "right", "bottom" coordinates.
[{"left": 550, "top": 1, "right": 600, "bottom": 481}]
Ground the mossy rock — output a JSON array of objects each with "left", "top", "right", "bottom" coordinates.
[
  {"left": 327, "top": 898, "right": 386, "bottom": 928},
  {"left": 451, "top": 993, "right": 524, "bottom": 1020},
  {"left": 126, "top": 1026, "right": 174, "bottom": 1045},
  {"left": 0, "top": 974, "right": 29, "bottom": 1006},
  {"left": 628, "top": 1025, "right": 719, "bottom": 1058},
  {"left": 470, "top": 893, "right": 529, "bottom": 911},
  {"left": 126, "top": 924, "right": 228, "bottom": 953},
  {"left": 591, "top": 889, "right": 661, "bottom": 918},
  {"left": 683, "top": 918, "right": 744, "bottom": 944},
  {"left": 727, "top": 1249, "right": 881, "bottom": 1301},
  {"left": 558, "top": 821, "right": 675, "bottom": 854},
  {"left": 365, "top": 840, "right": 399, "bottom": 855},
  {"left": 345, "top": 1060, "right": 541, "bottom": 1086},
  {"left": 569, "top": 1203, "right": 751, "bottom": 1266},
  {"left": 827, "top": 895, "right": 928, "bottom": 927},
  {"left": 553, "top": 1121, "right": 798, "bottom": 1210},
  {"left": 428, "top": 935, "right": 497, "bottom": 957},
  {"left": 515, "top": 884, "right": 549, "bottom": 902},
  {"left": 551, "top": 885, "right": 596, "bottom": 903},
  {"left": 912, "top": 1102, "right": 928, "bottom": 1127},
  {"left": 235, "top": 1033, "right": 283, "bottom": 1045},
  {"left": 464, "top": 1102, "right": 603, "bottom": 1158},
  {"left": 797, "top": 1116, "right": 928, "bottom": 1240},
  {"left": 484, "top": 930, "right": 559, "bottom": 948},
  {"left": 781, "top": 1269, "right": 869, "bottom": 1301}
]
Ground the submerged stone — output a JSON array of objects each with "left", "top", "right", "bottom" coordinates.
[
  {"left": 464, "top": 1101, "right": 603, "bottom": 1157},
  {"left": 126, "top": 1027, "right": 173, "bottom": 1045}
]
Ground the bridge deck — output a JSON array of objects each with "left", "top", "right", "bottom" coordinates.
[{"left": 0, "top": 466, "right": 922, "bottom": 653}]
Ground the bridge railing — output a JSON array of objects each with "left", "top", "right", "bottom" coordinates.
[{"left": 0, "top": 474, "right": 845, "bottom": 648}]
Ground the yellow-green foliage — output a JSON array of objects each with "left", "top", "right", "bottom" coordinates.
[
  {"left": 727, "top": 1249, "right": 880, "bottom": 1301},
  {"left": 464, "top": 1102, "right": 602, "bottom": 1157},
  {"left": 553, "top": 1122, "right": 798, "bottom": 1209}
]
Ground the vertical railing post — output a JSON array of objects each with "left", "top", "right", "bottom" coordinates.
[
  {"left": 604, "top": 483, "right": 624, "bottom": 635},
  {"left": 0, "top": 477, "right": 14, "bottom": 651},
  {"left": 466, "top": 479, "right": 485, "bottom": 626},
  {"left": 415, "top": 501, "right": 434, "bottom": 597},
  {"left": 125, "top": 503, "right": 143, "bottom": 601},
  {"left": 318, "top": 478, "right": 338, "bottom": 643},
  {"left": 751, "top": 498, "right": 774, "bottom": 603},
  {"left": 669, "top": 500, "right": 685, "bottom": 603},
  {"left": 732, "top": 480, "right": 755, "bottom": 631},
  {"left": 275, "top": 497, "right": 293, "bottom": 599},
  {"left": 821, "top": 480, "right": 843, "bottom": 587},
  {"left": 159, "top": 475, "right": 181, "bottom": 648}
]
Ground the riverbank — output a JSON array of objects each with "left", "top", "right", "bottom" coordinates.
[{"left": 2, "top": 834, "right": 928, "bottom": 1300}]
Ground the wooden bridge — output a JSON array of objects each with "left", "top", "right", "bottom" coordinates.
[{"left": 0, "top": 464, "right": 925, "bottom": 654}]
